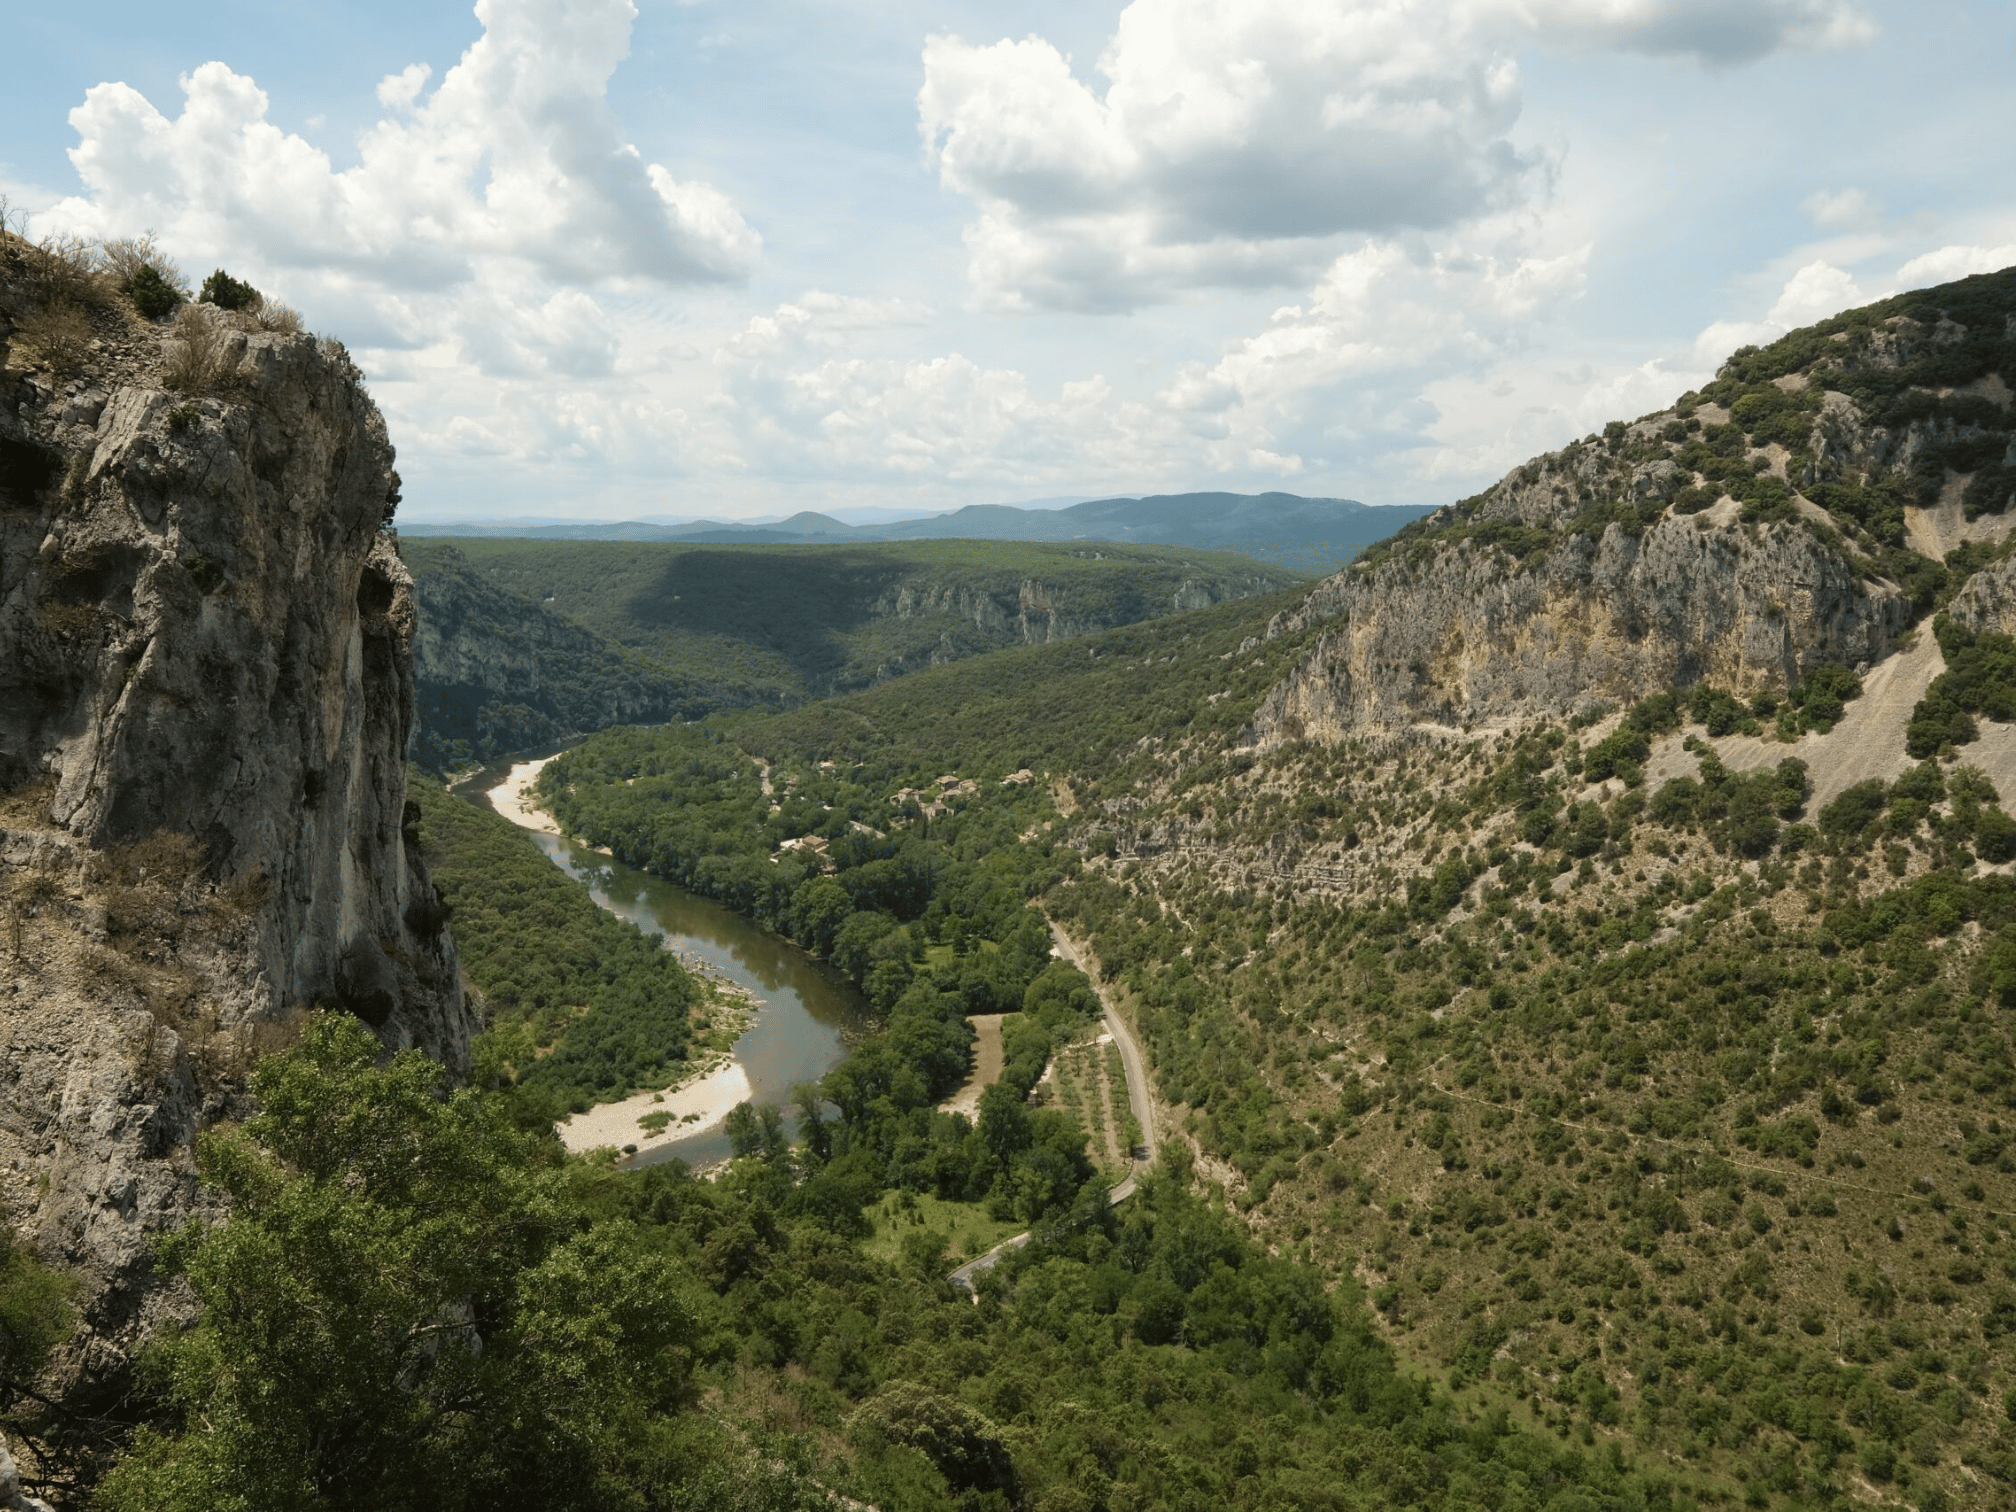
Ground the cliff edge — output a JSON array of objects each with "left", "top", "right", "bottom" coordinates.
[{"left": 0, "top": 237, "right": 472, "bottom": 1415}]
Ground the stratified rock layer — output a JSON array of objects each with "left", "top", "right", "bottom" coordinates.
[{"left": 1253, "top": 513, "right": 1909, "bottom": 741}]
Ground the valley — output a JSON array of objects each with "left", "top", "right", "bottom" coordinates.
[
  {"left": 461, "top": 264, "right": 2016, "bottom": 1509},
  {"left": 9, "top": 206, "right": 2016, "bottom": 1512},
  {"left": 401, "top": 536, "right": 1306, "bottom": 770}
]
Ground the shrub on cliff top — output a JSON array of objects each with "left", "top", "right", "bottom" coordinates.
[
  {"left": 197, "top": 269, "right": 260, "bottom": 312},
  {"left": 161, "top": 304, "right": 243, "bottom": 396},
  {"left": 98, "top": 234, "right": 189, "bottom": 318},
  {"left": 125, "top": 265, "right": 182, "bottom": 319}
]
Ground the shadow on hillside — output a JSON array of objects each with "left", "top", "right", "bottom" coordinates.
[{"left": 622, "top": 549, "right": 914, "bottom": 678}]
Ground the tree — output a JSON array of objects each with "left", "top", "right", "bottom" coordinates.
[
  {"left": 96, "top": 1014, "right": 699, "bottom": 1512},
  {"left": 976, "top": 1081, "right": 1032, "bottom": 1170},
  {"left": 197, "top": 269, "right": 260, "bottom": 312},
  {"left": 126, "top": 265, "right": 182, "bottom": 319},
  {"left": 846, "top": 1381, "right": 1016, "bottom": 1497},
  {"left": 725, "top": 1101, "right": 789, "bottom": 1162},
  {"left": 790, "top": 876, "right": 852, "bottom": 957}
]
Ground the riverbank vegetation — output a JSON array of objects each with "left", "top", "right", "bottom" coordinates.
[
  {"left": 515, "top": 566, "right": 2016, "bottom": 1505},
  {"left": 99, "top": 1012, "right": 1698, "bottom": 1512},
  {"left": 410, "top": 776, "right": 711, "bottom": 1114}
]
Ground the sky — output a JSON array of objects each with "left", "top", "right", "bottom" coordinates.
[{"left": 3, "top": 0, "right": 2013, "bottom": 523}]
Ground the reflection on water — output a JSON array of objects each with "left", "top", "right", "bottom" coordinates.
[{"left": 460, "top": 757, "right": 867, "bottom": 1168}]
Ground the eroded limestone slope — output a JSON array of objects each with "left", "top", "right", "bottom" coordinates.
[{"left": 1251, "top": 266, "right": 2016, "bottom": 746}]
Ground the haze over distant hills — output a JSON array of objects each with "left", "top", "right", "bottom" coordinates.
[{"left": 403, "top": 492, "right": 1435, "bottom": 575}]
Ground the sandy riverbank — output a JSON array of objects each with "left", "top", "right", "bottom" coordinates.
[
  {"left": 478, "top": 751, "right": 765, "bottom": 1159},
  {"left": 558, "top": 1056, "right": 754, "bottom": 1157},
  {"left": 487, "top": 755, "right": 562, "bottom": 834}
]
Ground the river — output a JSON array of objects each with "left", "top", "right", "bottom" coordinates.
[{"left": 459, "top": 754, "right": 868, "bottom": 1168}]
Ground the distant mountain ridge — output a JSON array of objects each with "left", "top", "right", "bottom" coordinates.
[{"left": 404, "top": 492, "right": 1434, "bottom": 575}]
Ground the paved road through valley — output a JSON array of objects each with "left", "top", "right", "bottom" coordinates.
[{"left": 949, "top": 921, "right": 1157, "bottom": 1292}]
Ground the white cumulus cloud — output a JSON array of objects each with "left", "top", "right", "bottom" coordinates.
[
  {"left": 920, "top": 0, "right": 1539, "bottom": 312},
  {"left": 710, "top": 292, "right": 1160, "bottom": 484},
  {"left": 375, "top": 63, "right": 433, "bottom": 112},
  {"left": 1157, "top": 230, "right": 1589, "bottom": 473},
  {"left": 38, "top": 0, "right": 757, "bottom": 325},
  {"left": 920, "top": 0, "right": 1873, "bottom": 314},
  {"left": 1896, "top": 243, "right": 2016, "bottom": 287},
  {"left": 702, "top": 219, "right": 1590, "bottom": 497}
]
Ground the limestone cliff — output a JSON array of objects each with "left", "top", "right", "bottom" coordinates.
[
  {"left": 0, "top": 242, "right": 472, "bottom": 1417},
  {"left": 874, "top": 572, "right": 1250, "bottom": 645},
  {"left": 1946, "top": 549, "right": 2016, "bottom": 638},
  {"left": 1251, "top": 265, "right": 2016, "bottom": 745}
]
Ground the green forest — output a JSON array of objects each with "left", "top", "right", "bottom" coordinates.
[
  {"left": 64, "top": 588, "right": 1728, "bottom": 1510},
  {"left": 408, "top": 778, "right": 720, "bottom": 1112},
  {"left": 407, "top": 536, "right": 1303, "bottom": 711},
  {"left": 400, "top": 544, "right": 690, "bottom": 773}
]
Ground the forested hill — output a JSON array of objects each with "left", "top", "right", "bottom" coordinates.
[
  {"left": 71, "top": 263, "right": 2016, "bottom": 1509},
  {"left": 404, "top": 543, "right": 689, "bottom": 772},
  {"left": 511, "top": 264, "right": 2016, "bottom": 1510},
  {"left": 401, "top": 536, "right": 1303, "bottom": 766},
  {"left": 97, "top": 586, "right": 1708, "bottom": 1511}
]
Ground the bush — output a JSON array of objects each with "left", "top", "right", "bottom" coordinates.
[
  {"left": 161, "top": 304, "right": 245, "bottom": 395},
  {"left": 6, "top": 300, "right": 92, "bottom": 378},
  {"left": 1820, "top": 779, "right": 1890, "bottom": 843},
  {"left": 126, "top": 265, "right": 183, "bottom": 319},
  {"left": 1689, "top": 684, "right": 1757, "bottom": 737},
  {"left": 1908, "top": 616, "right": 2016, "bottom": 757},
  {"left": 99, "top": 234, "right": 189, "bottom": 317},
  {"left": 0, "top": 1230, "right": 78, "bottom": 1389},
  {"left": 256, "top": 297, "right": 304, "bottom": 334},
  {"left": 1978, "top": 806, "right": 2016, "bottom": 863},
  {"left": 1787, "top": 662, "right": 1862, "bottom": 732},
  {"left": 18, "top": 231, "right": 104, "bottom": 309},
  {"left": 198, "top": 268, "right": 261, "bottom": 312}
]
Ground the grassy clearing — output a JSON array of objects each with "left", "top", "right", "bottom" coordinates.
[{"left": 860, "top": 1188, "right": 1025, "bottom": 1265}]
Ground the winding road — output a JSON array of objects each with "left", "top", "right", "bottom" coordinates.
[{"left": 948, "top": 922, "right": 1157, "bottom": 1292}]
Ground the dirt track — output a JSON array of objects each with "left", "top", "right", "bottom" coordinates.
[
  {"left": 939, "top": 1013, "right": 1006, "bottom": 1120},
  {"left": 949, "top": 924, "right": 1160, "bottom": 1293}
]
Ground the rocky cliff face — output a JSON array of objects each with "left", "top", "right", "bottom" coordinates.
[
  {"left": 1251, "top": 266, "right": 2016, "bottom": 745},
  {"left": 0, "top": 246, "right": 471, "bottom": 1412},
  {"left": 406, "top": 545, "right": 685, "bottom": 771},
  {"left": 875, "top": 574, "right": 1247, "bottom": 648},
  {"left": 1947, "top": 551, "right": 2016, "bottom": 637},
  {"left": 1252, "top": 510, "right": 1908, "bottom": 742}
]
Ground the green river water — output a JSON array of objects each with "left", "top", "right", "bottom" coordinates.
[{"left": 465, "top": 760, "right": 867, "bottom": 1168}]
